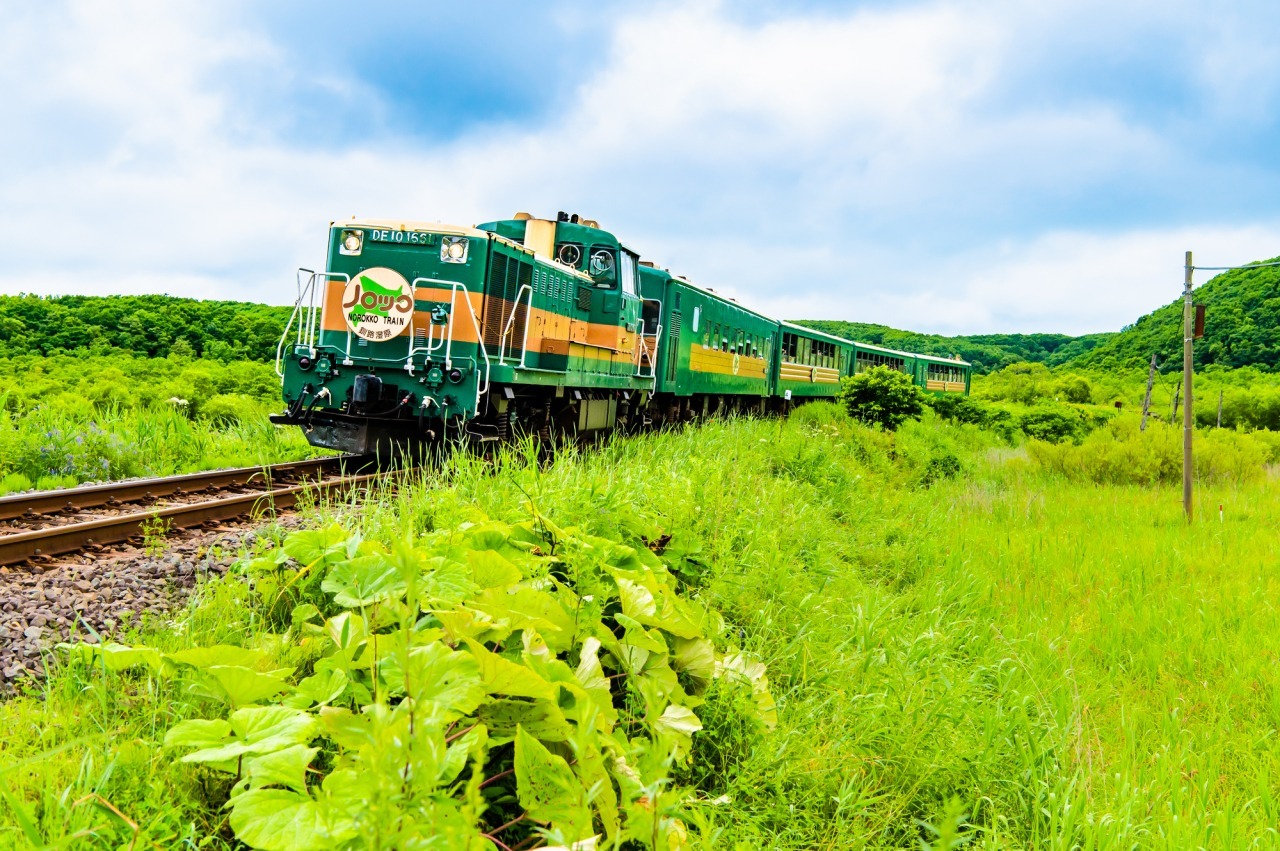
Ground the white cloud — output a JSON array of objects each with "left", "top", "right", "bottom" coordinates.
[{"left": 1, "top": 0, "right": 1276, "bottom": 338}]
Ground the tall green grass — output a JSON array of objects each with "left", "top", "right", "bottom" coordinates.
[{"left": 2, "top": 407, "right": 1278, "bottom": 848}]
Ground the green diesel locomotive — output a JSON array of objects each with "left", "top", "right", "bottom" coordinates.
[{"left": 272, "top": 213, "right": 970, "bottom": 452}]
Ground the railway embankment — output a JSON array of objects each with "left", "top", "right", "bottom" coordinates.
[{"left": 0, "top": 524, "right": 253, "bottom": 685}]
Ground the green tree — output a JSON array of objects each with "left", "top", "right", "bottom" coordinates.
[{"left": 837, "top": 366, "right": 926, "bottom": 430}]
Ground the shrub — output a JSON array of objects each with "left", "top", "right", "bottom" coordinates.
[
  {"left": 1057, "top": 375, "right": 1093, "bottom": 403},
  {"left": 1018, "top": 405, "right": 1087, "bottom": 444},
  {"left": 838, "top": 367, "right": 925, "bottom": 431},
  {"left": 199, "top": 393, "right": 259, "bottom": 426},
  {"left": 1027, "top": 419, "right": 1267, "bottom": 485},
  {"left": 926, "top": 394, "right": 1018, "bottom": 440}
]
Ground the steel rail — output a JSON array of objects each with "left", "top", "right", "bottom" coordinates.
[
  {"left": 0, "top": 455, "right": 369, "bottom": 522},
  {"left": 0, "top": 472, "right": 383, "bottom": 567}
]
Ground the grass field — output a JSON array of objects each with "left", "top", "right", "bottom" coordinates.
[
  {"left": 1, "top": 406, "right": 1278, "bottom": 849},
  {"left": 0, "top": 353, "right": 324, "bottom": 493}
]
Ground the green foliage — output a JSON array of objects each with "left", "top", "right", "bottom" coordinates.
[
  {"left": 63, "top": 515, "right": 774, "bottom": 849},
  {"left": 838, "top": 366, "right": 926, "bottom": 430},
  {"left": 0, "top": 294, "right": 290, "bottom": 360},
  {"left": 1016, "top": 404, "right": 1089, "bottom": 444},
  {"left": 7, "top": 408, "right": 1280, "bottom": 848},
  {"left": 1025, "top": 418, "right": 1268, "bottom": 485},
  {"left": 0, "top": 352, "right": 321, "bottom": 487},
  {"left": 140, "top": 514, "right": 172, "bottom": 558},
  {"left": 925, "top": 394, "right": 1017, "bottom": 439},
  {"left": 1074, "top": 257, "right": 1280, "bottom": 371},
  {"left": 796, "top": 319, "right": 1116, "bottom": 374}
]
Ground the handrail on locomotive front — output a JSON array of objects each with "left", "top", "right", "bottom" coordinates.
[
  {"left": 276, "top": 268, "right": 318, "bottom": 378},
  {"left": 411, "top": 278, "right": 492, "bottom": 416}
]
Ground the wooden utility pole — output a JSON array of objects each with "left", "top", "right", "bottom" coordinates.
[
  {"left": 1140, "top": 353, "right": 1157, "bottom": 431},
  {"left": 1217, "top": 390, "right": 1223, "bottom": 428},
  {"left": 1182, "top": 250, "right": 1194, "bottom": 523},
  {"left": 1170, "top": 381, "right": 1180, "bottom": 422}
]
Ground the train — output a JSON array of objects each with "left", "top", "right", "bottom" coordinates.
[{"left": 271, "top": 212, "right": 971, "bottom": 454}]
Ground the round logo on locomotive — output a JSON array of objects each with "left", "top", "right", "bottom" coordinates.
[{"left": 340, "top": 267, "right": 414, "bottom": 341}]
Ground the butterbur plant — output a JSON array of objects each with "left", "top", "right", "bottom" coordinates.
[{"left": 65, "top": 513, "right": 774, "bottom": 850}]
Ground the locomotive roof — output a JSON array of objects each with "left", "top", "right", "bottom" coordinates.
[{"left": 335, "top": 218, "right": 488, "bottom": 238}]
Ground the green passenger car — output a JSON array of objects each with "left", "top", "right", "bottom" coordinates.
[
  {"left": 849, "top": 341, "right": 971, "bottom": 395},
  {"left": 775, "top": 322, "right": 856, "bottom": 400},
  {"left": 639, "top": 265, "right": 777, "bottom": 417}
]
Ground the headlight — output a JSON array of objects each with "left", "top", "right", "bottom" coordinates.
[
  {"left": 339, "top": 229, "right": 363, "bottom": 255},
  {"left": 441, "top": 236, "right": 468, "bottom": 263}
]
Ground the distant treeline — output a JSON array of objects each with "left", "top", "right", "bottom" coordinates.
[
  {"left": 9, "top": 258, "right": 1279, "bottom": 375},
  {"left": 793, "top": 320, "right": 1116, "bottom": 374},
  {"left": 0, "top": 294, "right": 291, "bottom": 361},
  {"left": 1074, "top": 257, "right": 1280, "bottom": 372}
]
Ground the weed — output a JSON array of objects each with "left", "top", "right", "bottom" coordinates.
[{"left": 139, "top": 514, "right": 172, "bottom": 558}]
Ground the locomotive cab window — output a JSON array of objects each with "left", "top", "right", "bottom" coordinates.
[{"left": 588, "top": 246, "right": 616, "bottom": 288}]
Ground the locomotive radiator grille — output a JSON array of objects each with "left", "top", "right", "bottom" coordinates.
[{"left": 481, "top": 251, "right": 532, "bottom": 359}]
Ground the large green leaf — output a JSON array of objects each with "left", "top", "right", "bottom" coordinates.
[
  {"left": 282, "top": 523, "right": 350, "bottom": 568},
  {"left": 322, "top": 552, "right": 407, "bottom": 608},
  {"left": 466, "top": 549, "right": 522, "bottom": 589},
  {"left": 243, "top": 744, "right": 317, "bottom": 793},
  {"left": 572, "top": 740, "right": 619, "bottom": 842},
  {"left": 168, "top": 645, "right": 266, "bottom": 670},
  {"left": 438, "top": 723, "right": 487, "bottom": 786},
  {"left": 514, "top": 726, "right": 591, "bottom": 839},
  {"left": 419, "top": 557, "right": 476, "bottom": 606},
  {"left": 203, "top": 665, "right": 294, "bottom": 708},
  {"left": 672, "top": 637, "right": 715, "bottom": 693},
  {"left": 283, "top": 668, "right": 348, "bottom": 710},
  {"left": 473, "top": 587, "right": 574, "bottom": 650},
  {"left": 318, "top": 707, "right": 370, "bottom": 751},
  {"left": 434, "top": 606, "right": 504, "bottom": 644},
  {"left": 181, "top": 706, "right": 317, "bottom": 764},
  {"left": 377, "top": 642, "right": 484, "bottom": 720},
  {"left": 479, "top": 699, "right": 571, "bottom": 743},
  {"left": 614, "top": 576, "right": 701, "bottom": 639},
  {"left": 463, "top": 638, "right": 555, "bottom": 700},
  {"left": 163, "top": 718, "right": 232, "bottom": 750},
  {"left": 324, "top": 611, "right": 368, "bottom": 653},
  {"left": 573, "top": 637, "right": 614, "bottom": 717},
  {"left": 228, "top": 789, "right": 328, "bottom": 851},
  {"left": 654, "top": 704, "right": 702, "bottom": 739}
]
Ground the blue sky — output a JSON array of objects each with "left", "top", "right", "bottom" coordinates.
[{"left": 2, "top": 0, "right": 1279, "bottom": 334}]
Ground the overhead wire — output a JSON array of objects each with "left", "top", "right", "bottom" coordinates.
[{"left": 1191, "top": 259, "right": 1280, "bottom": 271}]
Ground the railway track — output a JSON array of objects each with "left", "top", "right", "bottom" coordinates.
[{"left": 0, "top": 456, "right": 379, "bottom": 567}]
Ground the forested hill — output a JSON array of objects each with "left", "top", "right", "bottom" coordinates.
[
  {"left": 1072, "top": 257, "right": 1280, "bottom": 371},
  {"left": 0, "top": 294, "right": 291, "bottom": 360},
  {"left": 793, "top": 320, "right": 1116, "bottom": 373}
]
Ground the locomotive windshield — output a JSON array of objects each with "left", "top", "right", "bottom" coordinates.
[{"left": 589, "top": 246, "right": 616, "bottom": 287}]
